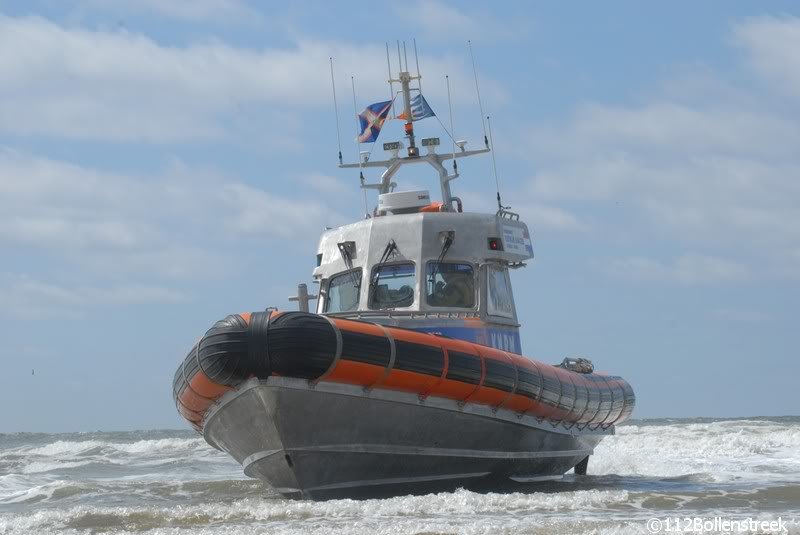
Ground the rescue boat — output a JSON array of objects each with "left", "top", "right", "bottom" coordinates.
[{"left": 172, "top": 44, "right": 635, "bottom": 499}]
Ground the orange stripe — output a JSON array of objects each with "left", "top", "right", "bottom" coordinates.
[
  {"left": 504, "top": 393, "right": 535, "bottom": 413},
  {"left": 176, "top": 397, "right": 203, "bottom": 423},
  {"left": 379, "top": 369, "right": 440, "bottom": 394},
  {"left": 189, "top": 370, "right": 232, "bottom": 399},
  {"left": 325, "top": 360, "right": 386, "bottom": 386},
  {"left": 239, "top": 312, "right": 252, "bottom": 325},
  {"left": 427, "top": 378, "right": 479, "bottom": 401},
  {"left": 467, "top": 385, "right": 509, "bottom": 407},
  {"left": 179, "top": 386, "right": 213, "bottom": 413}
]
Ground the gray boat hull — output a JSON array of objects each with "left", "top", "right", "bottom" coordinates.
[{"left": 203, "top": 377, "right": 610, "bottom": 499}]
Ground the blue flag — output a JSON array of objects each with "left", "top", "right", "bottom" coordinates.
[
  {"left": 398, "top": 94, "right": 435, "bottom": 121},
  {"left": 357, "top": 100, "right": 393, "bottom": 143}
]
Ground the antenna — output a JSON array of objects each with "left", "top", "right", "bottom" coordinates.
[
  {"left": 351, "top": 77, "right": 370, "bottom": 217},
  {"left": 486, "top": 115, "right": 507, "bottom": 212},
  {"left": 468, "top": 40, "right": 488, "bottom": 148},
  {"left": 396, "top": 40, "right": 402, "bottom": 73},
  {"left": 329, "top": 57, "right": 343, "bottom": 165},
  {"left": 446, "top": 75, "right": 457, "bottom": 174},
  {"left": 413, "top": 38, "right": 422, "bottom": 93},
  {"left": 403, "top": 41, "right": 409, "bottom": 73},
  {"left": 385, "top": 43, "right": 396, "bottom": 117}
]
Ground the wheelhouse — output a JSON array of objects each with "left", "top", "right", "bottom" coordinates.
[{"left": 312, "top": 205, "right": 533, "bottom": 354}]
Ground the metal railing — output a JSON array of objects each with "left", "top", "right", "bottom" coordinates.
[{"left": 324, "top": 309, "right": 481, "bottom": 321}]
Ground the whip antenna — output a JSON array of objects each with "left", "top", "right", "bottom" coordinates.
[
  {"left": 413, "top": 38, "right": 422, "bottom": 93},
  {"left": 468, "top": 40, "right": 488, "bottom": 148},
  {"left": 351, "top": 76, "right": 369, "bottom": 218},
  {"left": 446, "top": 75, "right": 457, "bottom": 174},
  {"left": 329, "top": 57, "right": 343, "bottom": 165},
  {"left": 396, "top": 40, "right": 402, "bottom": 73},
  {"left": 385, "top": 43, "right": 396, "bottom": 117},
  {"left": 487, "top": 115, "right": 507, "bottom": 212}
]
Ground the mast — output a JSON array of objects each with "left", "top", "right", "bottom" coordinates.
[
  {"left": 392, "top": 70, "right": 419, "bottom": 158},
  {"left": 340, "top": 41, "right": 490, "bottom": 211}
]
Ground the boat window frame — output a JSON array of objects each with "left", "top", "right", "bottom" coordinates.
[
  {"left": 485, "top": 264, "right": 515, "bottom": 319},
  {"left": 424, "top": 260, "right": 477, "bottom": 309},
  {"left": 367, "top": 261, "right": 417, "bottom": 310},
  {"left": 323, "top": 268, "right": 364, "bottom": 314}
]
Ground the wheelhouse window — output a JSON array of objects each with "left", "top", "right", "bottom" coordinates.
[
  {"left": 324, "top": 269, "right": 362, "bottom": 313},
  {"left": 426, "top": 262, "right": 475, "bottom": 308},
  {"left": 369, "top": 263, "right": 415, "bottom": 309},
  {"left": 487, "top": 265, "right": 514, "bottom": 318}
]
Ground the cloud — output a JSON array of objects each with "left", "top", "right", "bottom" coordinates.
[
  {"left": 0, "top": 148, "right": 354, "bottom": 317},
  {"left": 516, "top": 16, "right": 800, "bottom": 281},
  {"left": 394, "top": 1, "right": 485, "bottom": 41},
  {"left": 392, "top": 0, "right": 519, "bottom": 42},
  {"left": 733, "top": 15, "right": 800, "bottom": 99},
  {"left": 0, "top": 15, "right": 503, "bottom": 143},
  {"left": 514, "top": 202, "right": 588, "bottom": 232},
  {"left": 77, "top": 0, "right": 262, "bottom": 24},
  {"left": 0, "top": 149, "right": 343, "bottom": 278},
  {"left": 0, "top": 274, "right": 187, "bottom": 319},
  {"left": 605, "top": 254, "right": 751, "bottom": 285}
]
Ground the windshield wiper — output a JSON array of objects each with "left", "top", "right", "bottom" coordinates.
[
  {"left": 337, "top": 241, "right": 360, "bottom": 288},
  {"left": 429, "top": 231, "right": 454, "bottom": 285},
  {"left": 369, "top": 239, "right": 398, "bottom": 293}
]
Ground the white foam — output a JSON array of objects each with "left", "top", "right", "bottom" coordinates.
[
  {"left": 2, "top": 421, "right": 799, "bottom": 534},
  {"left": 591, "top": 420, "right": 800, "bottom": 482},
  {"left": 111, "top": 437, "right": 206, "bottom": 454},
  {"left": 23, "top": 440, "right": 106, "bottom": 457},
  {"left": 0, "top": 488, "right": 633, "bottom": 533},
  {"left": 8, "top": 490, "right": 797, "bottom": 535},
  {"left": 21, "top": 460, "right": 93, "bottom": 474}
]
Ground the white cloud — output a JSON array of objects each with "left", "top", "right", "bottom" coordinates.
[
  {"left": 516, "top": 16, "right": 800, "bottom": 281},
  {"left": 77, "top": 0, "right": 262, "bottom": 24},
  {"left": 606, "top": 254, "right": 751, "bottom": 285},
  {"left": 0, "top": 149, "right": 343, "bottom": 276},
  {"left": 514, "top": 202, "right": 588, "bottom": 232},
  {"left": 0, "top": 274, "right": 187, "bottom": 319},
  {"left": 393, "top": 0, "right": 520, "bottom": 42},
  {"left": 297, "top": 173, "right": 351, "bottom": 195},
  {"left": 733, "top": 15, "right": 800, "bottom": 98},
  {"left": 0, "top": 149, "right": 354, "bottom": 317},
  {"left": 0, "top": 15, "right": 502, "bottom": 143},
  {"left": 395, "top": 1, "right": 484, "bottom": 41}
]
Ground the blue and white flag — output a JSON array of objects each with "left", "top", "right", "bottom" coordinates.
[
  {"left": 398, "top": 93, "right": 435, "bottom": 121},
  {"left": 357, "top": 100, "right": 393, "bottom": 143}
]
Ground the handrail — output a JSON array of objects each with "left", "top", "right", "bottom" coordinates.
[{"left": 324, "top": 310, "right": 481, "bottom": 320}]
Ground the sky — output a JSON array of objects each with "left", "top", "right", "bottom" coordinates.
[{"left": 1, "top": 1, "right": 798, "bottom": 432}]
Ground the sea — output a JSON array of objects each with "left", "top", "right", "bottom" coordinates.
[{"left": 1, "top": 417, "right": 798, "bottom": 534}]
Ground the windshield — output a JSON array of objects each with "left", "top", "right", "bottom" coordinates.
[
  {"left": 369, "top": 263, "right": 415, "bottom": 309},
  {"left": 487, "top": 265, "right": 514, "bottom": 318},
  {"left": 325, "top": 269, "right": 362, "bottom": 313},
  {"left": 426, "top": 262, "right": 475, "bottom": 308}
]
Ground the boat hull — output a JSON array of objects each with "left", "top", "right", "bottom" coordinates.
[{"left": 204, "top": 376, "right": 608, "bottom": 499}]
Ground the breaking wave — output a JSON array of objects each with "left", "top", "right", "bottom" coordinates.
[{"left": 1, "top": 419, "right": 799, "bottom": 534}]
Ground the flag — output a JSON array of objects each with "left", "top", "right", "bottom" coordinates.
[
  {"left": 397, "top": 93, "right": 435, "bottom": 121},
  {"left": 357, "top": 100, "right": 393, "bottom": 143}
]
